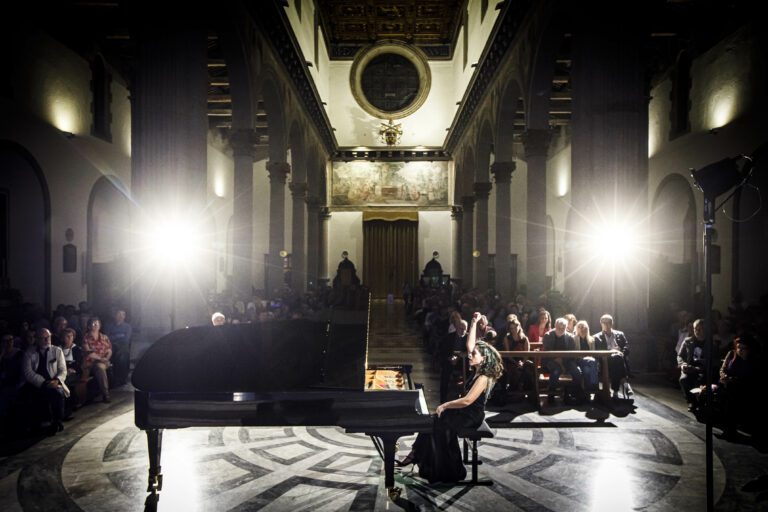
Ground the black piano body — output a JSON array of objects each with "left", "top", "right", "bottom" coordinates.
[{"left": 132, "top": 309, "right": 431, "bottom": 494}]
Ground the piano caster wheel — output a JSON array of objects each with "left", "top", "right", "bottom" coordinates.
[
  {"left": 147, "top": 473, "right": 163, "bottom": 492},
  {"left": 388, "top": 486, "right": 402, "bottom": 500}
]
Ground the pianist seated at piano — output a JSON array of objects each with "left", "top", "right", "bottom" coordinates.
[{"left": 397, "top": 311, "right": 503, "bottom": 483}]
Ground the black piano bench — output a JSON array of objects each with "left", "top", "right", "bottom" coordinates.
[{"left": 457, "top": 420, "right": 495, "bottom": 486}]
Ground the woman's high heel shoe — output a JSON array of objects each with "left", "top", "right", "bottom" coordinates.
[{"left": 395, "top": 454, "right": 416, "bottom": 468}]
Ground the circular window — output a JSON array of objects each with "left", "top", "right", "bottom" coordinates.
[{"left": 350, "top": 41, "right": 431, "bottom": 119}]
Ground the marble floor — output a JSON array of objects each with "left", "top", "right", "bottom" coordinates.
[{"left": 1, "top": 302, "right": 767, "bottom": 511}]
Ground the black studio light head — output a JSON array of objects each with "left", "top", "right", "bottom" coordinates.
[{"left": 690, "top": 156, "right": 743, "bottom": 199}]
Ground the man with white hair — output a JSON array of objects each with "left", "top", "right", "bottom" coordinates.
[
  {"left": 21, "top": 328, "right": 69, "bottom": 434},
  {"left": 542, "top": 317, "right": 585, "bottom": 404},
  {"left": 211, "top": 312, "right": 226, "bottom": 326}
]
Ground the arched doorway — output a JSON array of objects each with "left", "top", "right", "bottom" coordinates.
[
  {"left": 87, "top": 176, "right": 131, "bottom": 320},
  {"left": 0, "top": 142, "right": 50, "bottom": 322},
  {"left": 649, "top": 174, "right": 697, "bottom": 331}
]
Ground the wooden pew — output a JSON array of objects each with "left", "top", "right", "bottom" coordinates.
[{"left": 498, "top": 350, "right": 618, "bottom": 407}]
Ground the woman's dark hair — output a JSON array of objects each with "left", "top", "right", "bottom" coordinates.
[
  {"left": 86, "top": 316, "right": 101, "bottom": 332},
  {"left": 475, "top": 340, "right": 504, "bottom": 381}
]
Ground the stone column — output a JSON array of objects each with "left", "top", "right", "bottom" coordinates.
[
  {"left": 266, "top": 161, "right": 290, "bottom": 295},
  {"left": 570, "top": 4, "right": 649, "bottom": 339},
  {"left": 460, "top": 196, "right": 475, "bottom": 289},
  {"left": 473, "top": 182, "right": 493, "bottom": 291},
  {"left": 289, "top": 181, "right": 307, "bottom": 292},
  {"left": 305, "top": 196, "right": 322, "bottom": 288},
  {"left": 229, "top": 129, "right": 257, "bottom": 299},
  {"left": 451, "top": 206, "right": 463, "bottom": 286},
  {"left": 130, "top": 21, "right": 208, "bottom": 338},
  {"left": 523, "top": 129, "right": 551, "bottom": 301},
  {"left": 492, "top": 161, "right": 515, "bottom": 300},
  {"left": 318, "top": 207, "right": 331, "bottom": 287}
]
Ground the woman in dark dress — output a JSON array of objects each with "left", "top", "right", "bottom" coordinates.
[{"left": 397, "top": 311, "right": 503, "bottom": 482}]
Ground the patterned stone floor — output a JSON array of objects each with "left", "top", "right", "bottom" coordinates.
[{"left": 1, "top": 301, "right": 767, "bottom": 511}]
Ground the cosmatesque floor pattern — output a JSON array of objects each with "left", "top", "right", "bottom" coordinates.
[{"left": 1, "top": 302, "right": 767, "bottom": 511}]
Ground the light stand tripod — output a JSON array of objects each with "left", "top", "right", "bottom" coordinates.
[{"left": 691, "top": 151, "right": 758, "bottom": 512}]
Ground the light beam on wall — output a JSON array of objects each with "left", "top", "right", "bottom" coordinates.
[{"left": 709, "top": 83, "right": 737, "bottom": 131}]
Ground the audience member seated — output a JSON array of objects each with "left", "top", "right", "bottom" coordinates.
[
  {"left": 502, "top": 314, "right": 536, "bottom": 404},
  {"left": 542, "top": 317, "right": 586, "bottom": 404},
  {"left": 82, "top": 317, "right": 113, "bottom": 403},
  {"left": 50, "top": 316, "right": 68, "bottom": 346},
  {"left": 716, "top": 335, "right": 757, "bottom": 437},
  {"left": 573, "top": 320, "right": 600, "bottom": 396},
  {"left": 106, "top": 310, "right": 132, "bottom": 387},
  {"left": 59, "top": 328, "right": 85, "bottom": 408},
  {"left": 438, "top": 318, "right": 467, "bottom": 402},
  {"left": 211, "top": 312, "right": 226, "bottom": 326},
  {"left": 677, "top": 318, "right": 709, "bottom": 410},
  {"left": 20, "top": 328, "right": 69, "bottom": 435},
  {"left": 594, "top": 314, "right": 633, "bottom": 397},
  {"left": 527, "top": 308, "right": 551, "bottom": 344}
]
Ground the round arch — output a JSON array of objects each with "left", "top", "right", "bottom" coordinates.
[
  {"left": 475, "top": 120, "right": 495, "bottom": 182},
  {"left": 87, "top": 175, "right": 132, "bottom": 319},
  {"left": 0, "top": 141, "right": 51, "bottom": 316},
  {"left": 495, "top": 79, "right": 524, "bottom": 162},
  {"left": 649, "top": 174, "right": 697, "bottom": 322}
]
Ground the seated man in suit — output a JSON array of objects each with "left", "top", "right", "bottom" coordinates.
[
  {"left": 542, "top": 318, "right": 586, "bottom": 404},
  {"left": 593, "top": 314, "right": 632, "bottom": 397}
]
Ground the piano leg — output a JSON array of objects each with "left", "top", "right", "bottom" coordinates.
[
  {"left": 378, "top": 433, "right": 402, "bottom": 500},
  {"left": 146, "top": 429, "right": 164, "bottom": 492}
]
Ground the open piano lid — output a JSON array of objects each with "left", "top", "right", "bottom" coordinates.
[{"left": 132, "top": 311, "right": 369, "bottom": 393}]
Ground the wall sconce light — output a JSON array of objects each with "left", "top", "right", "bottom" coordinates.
[
  {"left": 709, "top": 128, "right": 720, "bottom": 135},
  {"left": 60, "top": 130, "right": 75, "bottom": 139}
]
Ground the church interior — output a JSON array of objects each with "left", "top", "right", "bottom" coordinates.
[{"left": 1, "top": 0, "right": 767, "bottom": 510}]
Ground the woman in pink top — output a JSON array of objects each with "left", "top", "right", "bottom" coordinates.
[{"left": 82, "top": 317, "right": 113, "bottom": 403}]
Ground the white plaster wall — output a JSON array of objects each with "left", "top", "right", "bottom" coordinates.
[
  {"left": 327, "top": 212, "right": 364, "bottom": 279},
  {"left": 327, "top": 60, "right": 456, "bottom": 147},
  {"left": 648, "top": 80, "right": 671, "bottom": 159},
  {"left": 547, "top": 144, "right": 572, "bottom": 291},
  {"left": 284, "top": 0, "right": 330, "bottom": 115},
  {"left": 112, "top": 80, "right": 132, "bottom": 158},
  {"left": 647, "top": 25, "right": 766, "bottom": 312},
  {"left": 418, "top": 211, "right": 453, "bottom": 276},
  {"left": 207, "top": 143, "right": 234, "bottom": 293}
]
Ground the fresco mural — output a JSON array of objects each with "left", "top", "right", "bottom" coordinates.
[{"left": 331, "top": 160, "right": 448, "bottom": 207}]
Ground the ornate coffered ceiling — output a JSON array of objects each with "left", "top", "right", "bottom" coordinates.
[{"left": 315, "top": 0, "right": 465, "bottom": 59}]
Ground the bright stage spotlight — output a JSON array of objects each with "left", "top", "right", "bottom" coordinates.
[
  {"left": 588, "top": 218, "right": 642, "bottom": 265},
  {"left": 147, "top": 217, "right": 203, "bottom": 267}
]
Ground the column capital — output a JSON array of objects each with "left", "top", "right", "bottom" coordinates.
[
  {"left": 491, "top": 161, "right": 516, "bottom": 183},
  {"left": 230, "top": 128, "right": 259, "bottom": 158},
  {"left": 289, "top": 181, "right": 308, "bottom": 198},
  {"left": 266, "top": 161, "right": 291, "bottom": 183},
  {"left": 522, "top": 129, "right": 552, "bottom": 159},
  {"left": 305, "top": 195, "right": 323, "bottom": 211},
  {"left": 460, "top": 195, "right": 475, "bottom": 212},
  {"left": 319, "top": 206, "right": 332, "bottom": 220},
  {"left": 451, "top": 205, "right": 463, "bottom": 220},
  {"left": 473, "top": 181, "right": 493, "bottom": 200}
]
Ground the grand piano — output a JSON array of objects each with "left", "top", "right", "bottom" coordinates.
[{"left": 132, "top": 304, "right": 431, "bottom": 497}]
